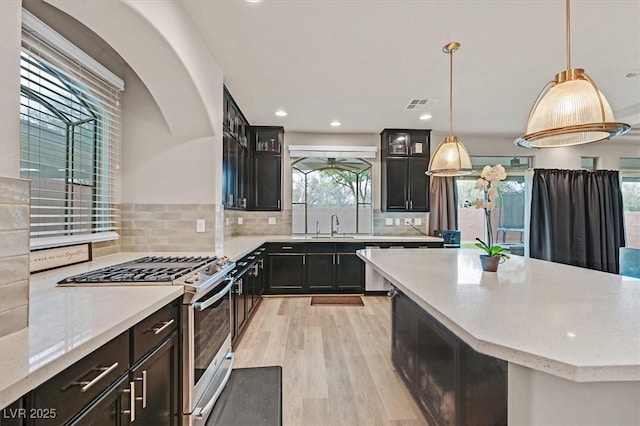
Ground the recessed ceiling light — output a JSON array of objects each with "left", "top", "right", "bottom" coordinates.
[
  {"left": 275, "top": 110, "right": 287, "bottom": 117},
  {"left": 330, "top": 120, "right": 342, "bottom": 127},
  {"left": 625, "top": 71, "right": 640, "bottom": 78},
  {"left": 246, "top": 0, "right": 262, "bottom": 3},
  {"left": 419, "top": 113, "right": 432, "bottom": 120}
]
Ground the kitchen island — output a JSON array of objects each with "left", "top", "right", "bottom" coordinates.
[{"left": 357, "top": 248, "right": 640, "bottom": 425}]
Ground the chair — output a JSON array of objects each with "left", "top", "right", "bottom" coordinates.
[
  {"left": 496, "top": 192, "right": 525, "bottom": 243},
  {"left": 619, "top": 248, "right": 640, "bottom": 279}
]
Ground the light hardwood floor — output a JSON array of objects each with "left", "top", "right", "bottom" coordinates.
[{"left": 233, "top": 296, "right": 429, "bottom": 426}]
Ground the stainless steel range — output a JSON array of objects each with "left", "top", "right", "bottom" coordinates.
[{"left": 58, "top": 255, "right": 236, "bottom": 425}]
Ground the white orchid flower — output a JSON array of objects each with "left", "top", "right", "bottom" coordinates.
[
  {"left": 475, "top": 178, "right": 487, "bottom": 189},
  {"left": 487, "top": 188, "right": 499, "bottom": 200},
  {"left": 480, "top": 165, "right": 492, "bottom": 179}
]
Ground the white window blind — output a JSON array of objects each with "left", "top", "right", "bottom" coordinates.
[{"left": 20, "top": 19, "right": 121, "bottom": 243}]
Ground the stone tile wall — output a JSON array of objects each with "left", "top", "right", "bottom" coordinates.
[
  {"left": 224, "top": 209, "right": 292, "bottom": 237},
  {"left": 0, "top": 177, "right": 30, "bottom": 337},
  {"left": 120, "top": 203, "right": 218, "bottom": 252}
]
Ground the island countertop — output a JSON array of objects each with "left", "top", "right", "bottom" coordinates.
[{"left": 357, "top": 248, "right": 640, "bottom": 382}]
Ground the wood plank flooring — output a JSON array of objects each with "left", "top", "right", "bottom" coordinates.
[{"left": 233, "top": 296, "right": 429, "bottom": 426}]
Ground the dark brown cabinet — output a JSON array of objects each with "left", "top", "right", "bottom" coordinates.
[
  {"left": 222, "top": 87, "right": 283, "bottom": 211},
  {"left": 251, "top": 126, "right": 283, "bottom": 211},
  {"left": 223, "top": 87, "right": 250, "bottom": 209},
  {"left": 391, "top": 288, "right": 507, "bottom": 426},
  {"left": 130, "top": 332, "right": 180, "bottom": 425},
  {"left": 22, "top": 300, "right": 181, "bottom": 426},
  {"left": 266, "top": 242, "right": 364, "bottom": 294},
  {"left": 381, "top": 129, "right": 431, "bottom": 212},
  {"left": 231, "top": 247, "right": 266, "bottom": 344}
]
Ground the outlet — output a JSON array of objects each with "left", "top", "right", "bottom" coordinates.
[
  {"left": 394, "top": 218, "right": 400, "bottom": 226},
  {"left": 414, "top": 218, "right": 422, "bottom": 226},
  {"left": 268, "top": 217, "right": 277, "bottom": 225},
  {"left": 385, "top": 218, "right": 393, "bottom": 226},
  {"left": 404, "top": 218, "right": 412, "bottom": 225},
  {"left": 196, "top": 219, "right": 206, "bottom": 233},
  {"left": 238, "top": 217, "right": 243, "bottom": 225},
  {"left": 225, "top": 218, "right": 229, "bottom": 226}
]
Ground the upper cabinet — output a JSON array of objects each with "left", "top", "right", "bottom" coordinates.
[
  {"left": 381, "top": 129, "right": 431, "bottom": 212},
  {"left": 222, "top": 86, "right": 282, "bottom": 211},
  {"left": 223, "top": 87, "right": 250, "bottom": 209}
]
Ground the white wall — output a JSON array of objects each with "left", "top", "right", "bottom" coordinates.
[{"left": 0, "top": 0, "right": 21, "bottom": 179}]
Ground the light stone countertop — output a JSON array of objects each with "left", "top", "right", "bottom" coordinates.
[
  {"left": 357, "top": 247, "right": 640, "bottom": 383},
  {"left": 0, "top": 252, "right": 187, "bottom": 409},
  {"left": 222, "top": 234, "right": 443, "bottom": 261}
]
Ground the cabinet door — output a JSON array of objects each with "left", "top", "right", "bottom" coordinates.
[
  {"left": 386, "top": 157, "right": 408, "bottom": 211},
  {"left": 267, "top": 254, "right": 305, "bottom": 293},
  {"left": 69, "top": 376, "right": 130, "bottom": 426},
  {"left": 253, "top": 155, "right": 281, "bottom": 211},
  {"left": 235, "top": 277, "right": 247, "bottom": 333},
  {"left": 131, "top": 332, "right": 180, "bottom": 426},
  {"left": 391, "top": 293, "right": 417, "bottom": 384},
  {"left": 387, "top": 131, "right": 410, "bottom": 156},
  {"left": 408, "top": 157, "right": 429, "bottom": 211},
  {"left": 237, "top": 145, "right": 249, "bottom": 209},
  {"left": 409, "top": 130, "right": 429, "bottom": 157},
  {"left": 306, "top": 254, "right": 335, "bottom": 291},
  {"left": 335, "top": 253, "right": 364, "bottom": 292},
  {"left": 223, "top": 136, "right": 238, "bottom": 207}
]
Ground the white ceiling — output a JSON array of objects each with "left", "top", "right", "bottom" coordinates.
[{"left": 180, "top": 0, "right": 640, "bottom": 139}]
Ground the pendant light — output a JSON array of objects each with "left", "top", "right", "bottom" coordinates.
[
  {"left": 514, "top": 0, "right": 630, "bottom": 148},
  {"left": 426, "top": 42, "right": 474, "bottom": 177}
]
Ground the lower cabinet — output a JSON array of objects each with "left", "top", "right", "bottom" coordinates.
[
  {"left": 266, "top": 242, "right": 365, "bottom": 294},
  {"left": 232, "top": 247, "right": 267, "bottom": 344},
  {"left": 18, "top": 300, "right": 181, "bottom": 426},
  {"left": 391, "top": 289, "right": 507, "bottom": 426}
]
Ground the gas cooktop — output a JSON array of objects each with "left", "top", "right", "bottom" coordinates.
[{"left": 57, "top": 255, "right": 229, "bottom": 286}]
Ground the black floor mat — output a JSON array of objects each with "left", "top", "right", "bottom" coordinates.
[{"left": 207, "top": 366, "right": 282, "bottom": 426}]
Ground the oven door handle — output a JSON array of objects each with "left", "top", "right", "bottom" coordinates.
[
  {"left": 193, "top": 277, "right": 234, "bottom": 311},
  {"left": 194, "top": 352, "right": 235, "bottom": 420}
]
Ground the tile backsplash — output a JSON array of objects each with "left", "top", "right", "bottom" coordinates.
[
  {"left": 120, "top": 203, "right": 218, "bottom": 252},
  {"left": 0, "top": 177, "right": 30, "bottom": 337},
  {"left": 223, "top": 208, "right": 429, "bottom": 237}
]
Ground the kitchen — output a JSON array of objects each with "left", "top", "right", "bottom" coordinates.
[{"left": 1, "top": 0, "right": 639, "bottom": 425}]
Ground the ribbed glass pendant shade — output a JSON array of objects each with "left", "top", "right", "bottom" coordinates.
[
  {"left": 515, "top": 70, "right": 630, "bottom": 148},
  {"left": 426, "top": 135, "right": 474, "bottom": 176}
]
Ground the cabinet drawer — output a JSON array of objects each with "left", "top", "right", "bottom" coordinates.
[
  {"left": 32, "top": 331, "right": 129, "bottom": 425},
  {"left": 268, "top": 242, "right": 305, "bottom": 253},
  {"left": 131, "top": 301, "right": 179, "bottom": 364},
  {"left": 335, "top": 242, "right": 365, "bottom": 253},
  {"left": 306, "top": 242, "right": 335, "bottom": 253}
]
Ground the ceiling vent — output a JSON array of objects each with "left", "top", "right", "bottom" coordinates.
[{"left": 405, "top": 99, "right": 438, "bottom": 111}]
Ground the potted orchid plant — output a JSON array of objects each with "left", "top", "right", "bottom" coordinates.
[{"left": 474, "top": 164, "right": 510, "bottom": 271}]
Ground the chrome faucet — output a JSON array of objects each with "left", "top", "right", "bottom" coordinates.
[{"left": 330, "top": 214, "right": 340, "bottom": 237}]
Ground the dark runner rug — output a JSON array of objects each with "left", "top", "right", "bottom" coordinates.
[
  {"left": 207, "top": 366, "right": 282, "bottom": 426},
  {"left": 310, "top": 295, "right": 364, "bottom": 306}
]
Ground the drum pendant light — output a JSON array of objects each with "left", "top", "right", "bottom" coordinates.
[
  {"left": 427, "top": 42, "right": 474, "bottom": 177},
  {"left": 514, "top": 0, "right": 630, "bottom": 148}
]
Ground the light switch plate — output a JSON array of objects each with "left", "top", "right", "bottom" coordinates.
[
  {"left": 404, "top": 218, "right": 412, "bottom": 225},
  {"left": 394, "top": 218, "right": 400, "bottom": 226},
  {"left": 238, "top": 217, "right": 243, "bottom": 225},
  {"left": 268, "top": 217, "right": 276, "bottom": 225},
  {"left": 385, "top": 218, "right": 393, "bottom": 226},
  {"left": 414, "top": 218, "right": 422, "bottom": 226},
  {"left": 196, "top": 219, "right": 205, "bottom": 233}
]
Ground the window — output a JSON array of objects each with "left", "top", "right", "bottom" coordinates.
[
  {"left": 620, "top": 157, "right": 640, "bottom": 248},
  {"left": 20, "top": 12, "right": 122, "bottom": 246},
  {"left": 292, "top": 158, "right": 372, "bottom": 234},
  {"left": 581, "top": 156, "right": 599, "bottom": 170},
  {"left": 456, "top": 156, "right": 531, "bottom": 248}
]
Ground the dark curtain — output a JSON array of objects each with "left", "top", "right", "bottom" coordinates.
[
  {"left": 530, "top": 169, "right": 626, "bottom": 273},
  {"left": 428, "top": 176, "right": 458, "bottom": 235}
]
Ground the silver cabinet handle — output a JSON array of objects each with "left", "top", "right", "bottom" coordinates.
[
  {"left": 282, "top": 246, "right": 293, "bottom": 250},
  {"left": 135, "top": 370, "right": 147, "bottom": 408},
  {"left": 333, "top": 254, "right": 336, "bottom": 265},
  {"left": 259, "top": 258, "right": 264, "bottom": 269},
  {"left": 302, "top": 255, "right": 306, "bottom": 266},
  {"left": 405, "top": 200, "right": 409, "bottom": 209},
  {"left": 74, "top": 362, "right": 119, "bottom": 392},
  {"left": 123, "top": 380, "right": 136, "bottom": 422},
  {"left": 151, "top": 319, "right": 174, "bottom": 335},
  {"left": 410, "top": 200, "right": 413, "bottom": 209},
  {"left": 238, "top": 279, "right": 243, "bottom": 295},
  {"left": 387, "top": 287, "right": 399, "bottom": 299},
  {"left": 277, "top": 200, "right": 281, "bottom": 209},
  {"left": 337, "top": 254, "right": 340, "bottom": 265}
]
